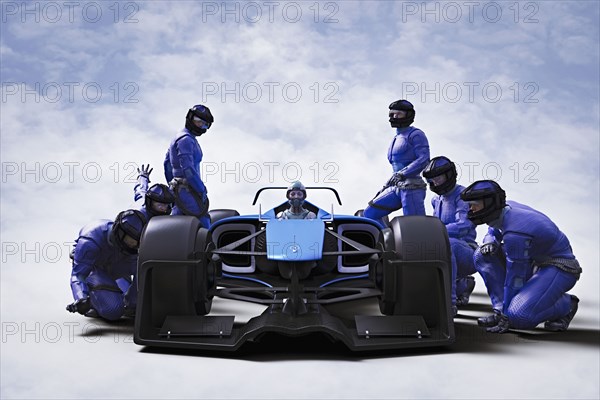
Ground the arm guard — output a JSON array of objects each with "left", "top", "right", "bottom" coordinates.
[
  {"left": 445, "top": 197, "right": 475, "bottom": 238},
  {"left": 70, "top": 274, "right": 90, "bottom": 301},
  {"left": 133, "top": 175, "right": 149, "bottom": 202},
  {"left": 164, "top": 150, "right": 174, "bottom": 183}
]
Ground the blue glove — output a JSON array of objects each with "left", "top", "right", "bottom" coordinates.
[
  {"left": 385, "top": 172, "right": 405, "bottom": 188},
  {"left": 486, "top": 313, "right": 510, "bottom": 333},
  {"left": 477, "top": 310, "right": 501, "bottom": 326},
  {"left": 137, "top": 164, "right": 153, "bottom": 181},
  {"left": 480, "top": 242, "right": 498, "bottom": 255},
  {"left": 66, "top": 297, "right": 91, "bottom": 315}
]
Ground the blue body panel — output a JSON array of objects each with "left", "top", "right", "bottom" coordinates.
[
  {"left": 209, "top": 200, "right": 352, "bottom": 230},
  {"left": 209, "top": 211, "right": 381, "bottom": 231},
  {"left": 265, "top": 219, "right": 325, "bottom": 261}
]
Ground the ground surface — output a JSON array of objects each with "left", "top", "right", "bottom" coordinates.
[{"left": 2, "top": 274, "right": 598, "bottom": 400}]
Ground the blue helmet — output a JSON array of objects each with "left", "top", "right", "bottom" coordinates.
[
  {"left": 185, "top": 104, "right": 214, "bottom": 136},
  {"left": 460, "top": 180, "right": 506, "bottom": 225},
  {"left": 389, "top": 99, "right": 415, "bottom": 128},
  {"left": 145, "top": 183, "right": 175, "bottom": 216},
  {"left": 111, "top": 210, "right": 147, "bottom": 254},
  {"left": 423, "top": 156, "right": 457, "bottom": 195}
]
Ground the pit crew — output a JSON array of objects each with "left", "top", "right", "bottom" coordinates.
[
  {"left": 364, "top": 99, "right": 430, "bottom": 225},
  {"left": 164, "top": 104, "right": 214, "bottom": 228},
  {"left": 461, "top": 180, "right": 581, "bottom": 333},
  {"left": 66, "top": 210, "right": 147, "bottom": 320},
  {"left": 277, "top": 181, "right": 316, "bottom": 220},
  {"left": 134, "top": 164, "right": 175, "bottom": 220},
  {"left": 423, "top": 156, "right": 477, "bottom": 315}
]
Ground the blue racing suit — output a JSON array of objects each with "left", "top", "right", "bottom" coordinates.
[
  {"left": 364, "top": 126, "right": 429, "bottom": 224},
  {"left": 164, "top": 128, "right": 210, "bottom": 228},
  {"left": 431, "top": 184, "right": 477, "bottom": 305},
  {"left": 133, "top": 173, "right": 152, "bottom": 221},
  {"left": 133, "top": 173, "right": 149, "bottom": 203},
  {"left": 474, "top": 201, "right": 581, "bottom": 329},
  {"left": 70, "top": 220, "right": 138, "bottom": 320}
]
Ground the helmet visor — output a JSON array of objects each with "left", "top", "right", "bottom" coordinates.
[
  {"left": 151, "top": 200, "right": 171, "bottom": 214},
  {"left": 389, "top": 110, "right": 407, "bottom": 119},
  {"left": 122, "top": 234, "right": 139, "bottom": 250},
  {"left": 428, "top": 175, "right": 447, "bottom": 186},
  {"left": 466, "top": 200, "right": 485, "bottom": 213},
  {"left": 193, "top": 116, "right": 211, "bottom": 130}
]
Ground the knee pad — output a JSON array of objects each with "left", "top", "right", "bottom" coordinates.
[
  {"left": 86, "top": 272, "right": 124, "bottom": 321},
  {"left": 116, "top": 277, "right": 132, "bottom": 293}
]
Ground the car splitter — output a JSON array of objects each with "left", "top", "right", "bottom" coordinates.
[{"left": 135, "top": 306, "right": 454, "bottom": 351}]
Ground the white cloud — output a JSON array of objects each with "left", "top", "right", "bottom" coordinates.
[
  {"left": 1, "top": 2, "right": 599, "bottom": 397},
  {"left": 546, "top": 2, "right": 600, "bottom": 65}
]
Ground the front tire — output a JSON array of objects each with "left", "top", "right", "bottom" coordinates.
[
  {"left": 378, "top": 216, "right": 451, "bottom": 325},
  {"left": 137, "top": 216, "right": 213, "bottom": 329}
]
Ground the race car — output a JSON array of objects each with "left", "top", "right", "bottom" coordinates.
[{"left": 134, "top": 187, "right": 455, "bottom": 351}]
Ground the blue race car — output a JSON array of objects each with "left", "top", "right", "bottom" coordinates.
[{"left": 134, "top": 187, "right": 455, "bottom": 351}]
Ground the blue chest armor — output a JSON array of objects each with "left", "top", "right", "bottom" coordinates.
[
  {"left": 165, "top": 129, "right": 206, "bottom": 195},
  {"left": 387, "top": 127, "right": 430, "bottom": 178}
]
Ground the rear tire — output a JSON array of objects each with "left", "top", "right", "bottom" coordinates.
[{"left": 209, "top": 209, "right": 240, "bottom": 224}]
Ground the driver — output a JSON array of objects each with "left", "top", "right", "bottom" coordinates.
[{"left": 277, "top": 181, "right": 316, "bottom": 220}]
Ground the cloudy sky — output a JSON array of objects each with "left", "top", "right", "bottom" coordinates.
[{"left": 1, "top": 1, "right": 599, "bottom": 398}]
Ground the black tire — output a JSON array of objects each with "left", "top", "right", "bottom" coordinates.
[
  {"left": 209, "top": 209, "right": 240, "bottom": 224},
  {"left": 137, "top": 216, "right": 213, "bottom": 329},
  {"left": 378, "top": 216, "right": 451, "bottom": 325}
]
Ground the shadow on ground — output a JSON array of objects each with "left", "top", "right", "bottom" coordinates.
[{"left": 82, "top": 299, "right": 600, "bottom": 362}]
